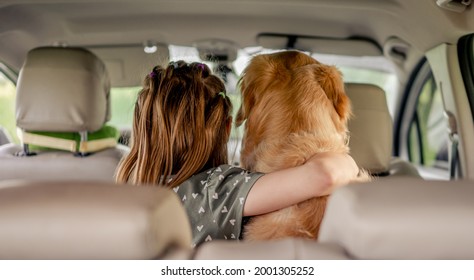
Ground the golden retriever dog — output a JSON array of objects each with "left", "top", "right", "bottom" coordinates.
[{"left": 236, "top": 50, "right": 370, "bottom": 241}]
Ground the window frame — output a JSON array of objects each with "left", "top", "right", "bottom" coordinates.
[
  {"left": 394, "top": 58, "right": 451, "bottom": 179},
  {"left": 0, "top": 63, "right": 18, "bottom": 84},
  {"left": 458, "top": 34, "right": 474, "bottom": 124},
  {"left": 0, "top": 62, "right": 18, "bottom": 144}
]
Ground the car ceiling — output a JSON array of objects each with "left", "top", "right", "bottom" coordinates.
[{"left": 1, "top": 0, "right": 473, "bottom": 82}]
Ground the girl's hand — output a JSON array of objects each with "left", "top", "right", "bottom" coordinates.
[{"left": 304, "top": 152, "right": 359, "bottom": 196}]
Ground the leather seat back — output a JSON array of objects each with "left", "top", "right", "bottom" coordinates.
[
  {"left": 0, "top": 47, "right": 128, "bottom": 181},
  {"left": 0, "top": 180, "right": 192, "bottom": 259}
]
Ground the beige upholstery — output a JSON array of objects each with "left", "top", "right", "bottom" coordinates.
[
  {"left": 0, "top": 47, "right": 127, "bottom": 181},
  {"left": 319, "top": 178, "right": 474, "bottom": 259},
  {"left": 0, "top": 180, "right": 192, "bottom": 259},
  {"left": 0, "top": 143, "right": 127, "bottom": 181},
  {"left": 346, "top": 83, "right": 419, "bottom": 176},
  {"left": 194, "top": 239, "right": 347, "bottom": 260},
  {"left": 16, "top": 47, "right": 110, "bottom": 132}
]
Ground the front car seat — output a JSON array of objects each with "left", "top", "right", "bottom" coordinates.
[
  {"left": 0, "top": 47, "right": 128, "bottom": 181},
  {"left": 346, "top": 83, "right": 420, "bottom": 177}
]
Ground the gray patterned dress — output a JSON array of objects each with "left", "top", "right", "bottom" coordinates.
[{"left": 173, "top": 164, "right": 264, "bottom": 246}]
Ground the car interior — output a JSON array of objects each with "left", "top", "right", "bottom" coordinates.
[{"left": 0, "top": 0, "right": 474, "bottom": 260}]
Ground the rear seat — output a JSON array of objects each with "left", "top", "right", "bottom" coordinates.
[
  {"left": 319, "top": 177, "right": 474, "bottom": 259},
  {"left": 345, "top": 83, "right": 420, "bottom": 177},
  {"left": 0, "top": 180, "right": 192, "bottom": 259},
  {"left": 4, "top": 178, "right": 471, "bottom": 259},
  {"left": 0, "top": 47, "right": 128, "bottom": 181},
  {"left": 194, "top": 178, "right": 474, "bottom": 259}
]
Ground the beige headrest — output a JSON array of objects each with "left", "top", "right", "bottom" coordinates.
[
  {"left": 16, "top": 47, "right": 111, "bottom": 132},
  {"left": 346, "top": 83, "right": 393, "bottom": 174},
  {"left": 0, "top": 180, "right": 192, "bottom": 259},
  {"left": 319, "top": 178, "right": 474, "bottom": 259}
]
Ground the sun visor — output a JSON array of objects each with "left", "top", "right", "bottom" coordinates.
[
  {"left": 89, "top": 44, "right": 169, "bottom": 87},
  {"left": 257, "top": 34, "right": 382, "bottom": 56}
]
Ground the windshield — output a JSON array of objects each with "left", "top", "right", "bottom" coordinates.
[{"left": 110, "top": 45, "right": 399, "bottom": 127}]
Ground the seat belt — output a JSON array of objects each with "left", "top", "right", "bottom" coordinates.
[
  {"left": 446, "top": 111, "right": 462, "bottom": 180},
  {"left": 449, "top": 131, "right": 460, "bottom": 180}
]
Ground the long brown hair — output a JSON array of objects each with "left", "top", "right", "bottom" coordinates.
[{"left": 115, "top": 61, "right": 232, "bottom": 188}]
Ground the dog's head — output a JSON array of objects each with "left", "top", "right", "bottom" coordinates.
[{"left": 236, "top": 51, "right": 351, "bottom": 169}]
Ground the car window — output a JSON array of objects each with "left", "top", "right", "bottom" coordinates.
[
  {"left": 110, "top": 45, "right": 399, "bottom": 163},
  {"left": 108, "top": 87, "right": 140, "bottom": 130},
  {"left": 312, "top": 54, "right": 398, "bottom": 117},
  {"left": 407, "top": 74, "right": 449, "bottom": 170},
  {"left": 405, "top": 33, "right": 474, "bottom": 180},
  {"left": 0, "top": 68, "right": 17, "bottom": 143},
  {"left": 394, "top": 58, "right": 451, "bottom": 180}
]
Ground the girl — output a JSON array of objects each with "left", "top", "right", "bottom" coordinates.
[{"left": 115, "top": 61, "right": 358, "bottom": 246}]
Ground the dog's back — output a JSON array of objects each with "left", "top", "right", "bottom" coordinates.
[{"left": 237, "top": 51, "right": 359, "bottom": 240}]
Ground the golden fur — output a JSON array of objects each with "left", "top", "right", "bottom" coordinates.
[{"left": 236, "top": 51, "right": 370, "bottom": 240}]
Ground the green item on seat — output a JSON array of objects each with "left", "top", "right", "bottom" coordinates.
[{"left": 28, "top": 125, "right": 119, "bottom": 151}]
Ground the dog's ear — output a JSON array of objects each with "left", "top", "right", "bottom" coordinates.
[
  {"left": 235, "top": 78, "right": 251, "bottom": 127},
  {"left": 235, "top": 105, "right": 246, "bottom": 127},
  {"left": 236, "top": 55, "right": 280, "bottom": 127},
  {"left": 316, "top": 65, "right": 351, "bottom": 124}
]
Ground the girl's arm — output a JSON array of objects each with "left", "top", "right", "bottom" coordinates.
[{"left": 243, "top": 152, "right": 359, "bottom": 216}]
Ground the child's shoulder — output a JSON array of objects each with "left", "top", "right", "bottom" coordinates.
[
  {"left": 181, "top": 164, "right": 261, "bottom": 189},
  {"left": 174, "top": 164, "right": 264, "bottom": 202},
  {"left": 206, "top": 164, "right": 264, "bottom": 188},
  {"left": 205, "top": 164, "right": 253, "bottom": 178}
]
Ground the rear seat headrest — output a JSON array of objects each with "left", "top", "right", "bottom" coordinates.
[
  {"left": 16, "top": 47, "right": 111, "bottom": 132},
  {"left": 346, "top": 83, "right": 393, "bottom": 175},
  {"left": 319, "top": 178, "right": 474, "bottom": 259},
  {"left": 0, "top": 181, "right": 192, "bottom": 259}
]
